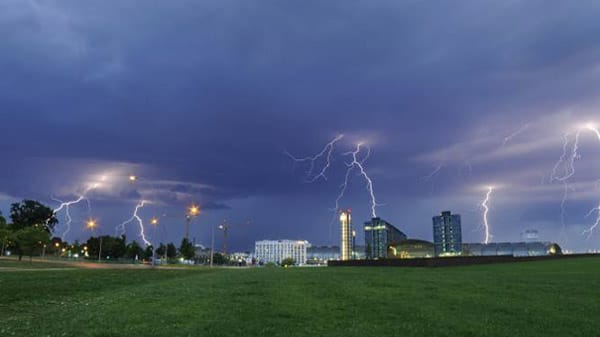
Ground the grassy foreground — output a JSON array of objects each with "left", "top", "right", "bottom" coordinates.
[{"left": 1, "top": 258, "right": 599, "bottom": 337}]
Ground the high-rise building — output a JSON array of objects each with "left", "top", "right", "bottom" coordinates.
[
  {"left": 432, "top": 211, "right": 462, "bottom": 256},
  {"left": 254, "top": 240, "right": 310, "bottom": 265},
  {"left": 339, "top": 209, "right": 353, "bottom": 261},
  {"left": 364, "top": 217, "right": 407, "bottom": 259}
]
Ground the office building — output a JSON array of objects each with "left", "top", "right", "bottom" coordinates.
[
  {"left": 339, "top": 209, "right": 353, "bottom": 261},
  {"left": 388, "top": 240, "right": 561, "bottom": 259},
  {"left": 432, "top": 211, "right": 462, "bottom": 256},
  {"left": 254, "top": 240, "right": 310, "bottom": 265},
  {"left": 364, "top": 217, "right": 407, "bottom": 259},
  {"left": 389, "top": 239, "right": 435, "bottom": 259},
  {"left": 462, "top": 242, "right": 561, "bottom": 257}
]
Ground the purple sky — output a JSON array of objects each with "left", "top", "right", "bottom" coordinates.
[{"left": 2, "top": 1, "right": 600, "bottom": 252}]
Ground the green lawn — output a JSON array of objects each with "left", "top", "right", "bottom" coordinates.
[
  {"left": 0, "top": 258, "right": 76, "bottom": 269},
  {"left": 1, "top": 258, "right": 599, "bottom": 337}
]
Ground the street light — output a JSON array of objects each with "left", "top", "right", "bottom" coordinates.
[
  {"left": 210, "top": 219, "right": 251, "bottom": 267},
  {"left": 129, "top": 175, "right": 137, "bottom": 182},
  {"left": 86, "top": 219, "right": 97, "bottom": 230},
  {"left": 150, "top": 217, "right": 159, "bottom": 267},
  {"left": 188, "top": 205, "right": 200, "bottom": 216},
  {"left": 185, "top": 205, "right": 200, "bottom": 240},
  {"left": 218, "top": 223, "right": 230, "bottom": 255},
  {"left": 86, "top": 218, "right": 102, "bottom": 262}
]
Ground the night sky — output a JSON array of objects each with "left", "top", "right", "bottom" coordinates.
[{"left": 2, "top": 1, "right": 600, "bottom": 252}]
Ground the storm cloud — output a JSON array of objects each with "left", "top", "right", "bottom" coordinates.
[{"left": 2, "top": 1, "right": 600, "bottom": 251}]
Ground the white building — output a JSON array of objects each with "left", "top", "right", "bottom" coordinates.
[{"left": 254, "top": 240, "right": 310, "bottom": 265}]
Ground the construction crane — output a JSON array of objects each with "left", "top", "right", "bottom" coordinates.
[{"left": 217, "top": 219, "right": 251, "bottom": 255}]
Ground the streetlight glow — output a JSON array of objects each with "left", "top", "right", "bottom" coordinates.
[
  {"left": 86, "top": 219, "right": 97, "bottom": 230},
  {"left": 188, "top": 205, "right": 200, "bottom": 216}
]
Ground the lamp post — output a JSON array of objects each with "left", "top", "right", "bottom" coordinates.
[
  {"left": 86, "top": 219, "right": 101, "bottom": 262},
  {"left": 210, "top": 224, "right": 215, "bottom": 268},
  {"left": 185, "top": 205, "right": 200, "bottom": 241},
  {"left": 150, "top": 217, "right": 159, "bottom": 267},
  {"left": 218, "top": 223, "right": 230, "bottom": 255}
]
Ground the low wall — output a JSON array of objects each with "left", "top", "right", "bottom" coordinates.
[{"left": 327, "top": 253, "right": 599, "bottom": 268}]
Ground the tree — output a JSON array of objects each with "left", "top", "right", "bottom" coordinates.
[
  {"left": 86, "top": 236, "right": 101, "bottom": 259},
  {"left": 179, "top": 238, "right": 195, "bottom": 260},
  {"left": 143, "top": 245, "right": 153, "bottom": 260},
  {"left": 13, "top": 226, "right": 50, "bottom": 261},
  {"left": 0, "top": 212, "right": 11, "bottom": 256},
  {"left": 166, "top": 243, "right": 177, "bottom": 259},
  {"left": 111, "top": 235, "right": 127, "bottom": 259},
  {"left": 125, "top": 240, "right": 144, "bottom": 260},
  {"left": 48, "top": 237, "right": 64, "bottom": 256},
  {"left": 281, "top": 257, "right": 296, "bottom": 267},
  {"left": 87, "top": 235, "right": 127, "bottom": 260},
  {"left": 212, "top": 252, "right": 228, "bottom": 265},
  {"left": 10, "top": 200, "right": 57, "bottom": 233},
  {"left": 68, "top": 240, "right": 83, "bottom": 257},
  {"left": 156, "top": 243, "right": 166, "bottom": 257}
]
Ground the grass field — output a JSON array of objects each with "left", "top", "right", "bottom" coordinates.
[{"left": 1, "top": 257, "right": 599, "bottom": 337}]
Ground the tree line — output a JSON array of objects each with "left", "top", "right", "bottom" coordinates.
[{"left": 0, "top": 199, "right": 229, "bottom": 264}]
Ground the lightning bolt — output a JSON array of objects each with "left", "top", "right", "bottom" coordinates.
[
  {"left": 332, "top": 162, "right": 353, "bottom": 215},
  {"left": 583, "top": 203, "right": 600, "bottom": 239},
  {"left": 116, "top": 200, "right": 151, "bottom": 246},
  {"left": 285, "top": 137, "right": 380, "bottom": 238},
  {"left": 52, "top": 184, "right": 98, "bottom": 241},
  {"left": 285, "top": 134, "right": 344, "bottom": 182},
  {"left": 338, "top": 143, "right": 379, "bottom": 218},
  {"left": 480, "top": 186, "right": 494, "bottom": 244},
  {"left": 550, "top": 123, "right": 600, "bottom": 234},
  {"left": 422, "top": 163, "right": 444, "bottom": 181},
  {"left": 585, "top": 123, "right": 600, "bottom": 140},
  {"left": 550, "top": 132, "right": 578, "bottom": 230},
  {"left": 502, "top": 123, "right": 530, "bottom": 147}
]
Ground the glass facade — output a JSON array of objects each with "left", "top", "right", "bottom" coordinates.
[
  {"left": 364, "top": 217, "right": 407, "bottom": 259},
  {"left": 462, "top": 242, "right": 561, "bottom": 257},
  {"left": 389, "top": 239, "right": 435, "bottom": 259},
  {"left": 432, "top": 211, "right": 462, "bottom": 256}
]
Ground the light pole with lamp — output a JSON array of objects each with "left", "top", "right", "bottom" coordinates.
[
  {"left": 218, "top": 223, "right": 230, "bottom": 255},
  {"left": 185, "top": 205, "right": 200, "bottom": 241},
  {"left": 150, "top": 217, "right": 159, "bottom": 267},
  {"left": 86, "top": 218, "right": 101, "bottom": 262},
  {"left": 210, "top": 224, "right": 215, "bottom": 268}
]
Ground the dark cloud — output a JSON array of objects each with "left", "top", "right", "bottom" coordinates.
[{"left": 2, "top": 1, "right": 600, "bottom": 251}]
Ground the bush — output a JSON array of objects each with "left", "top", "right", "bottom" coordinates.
[{"left": 281, "top": 257, "right": 296, "bottom": 267}]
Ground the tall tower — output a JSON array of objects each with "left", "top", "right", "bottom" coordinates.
[
  {"left": 339, "top": 209, "right": 353, "bottom": 261},
  {"left": 432, "top": 211, "right": 462, "bottom": 256}
]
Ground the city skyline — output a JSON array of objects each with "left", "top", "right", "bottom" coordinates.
[{"left": 3, "top": 2, "right": 600, "bottom": 251}]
